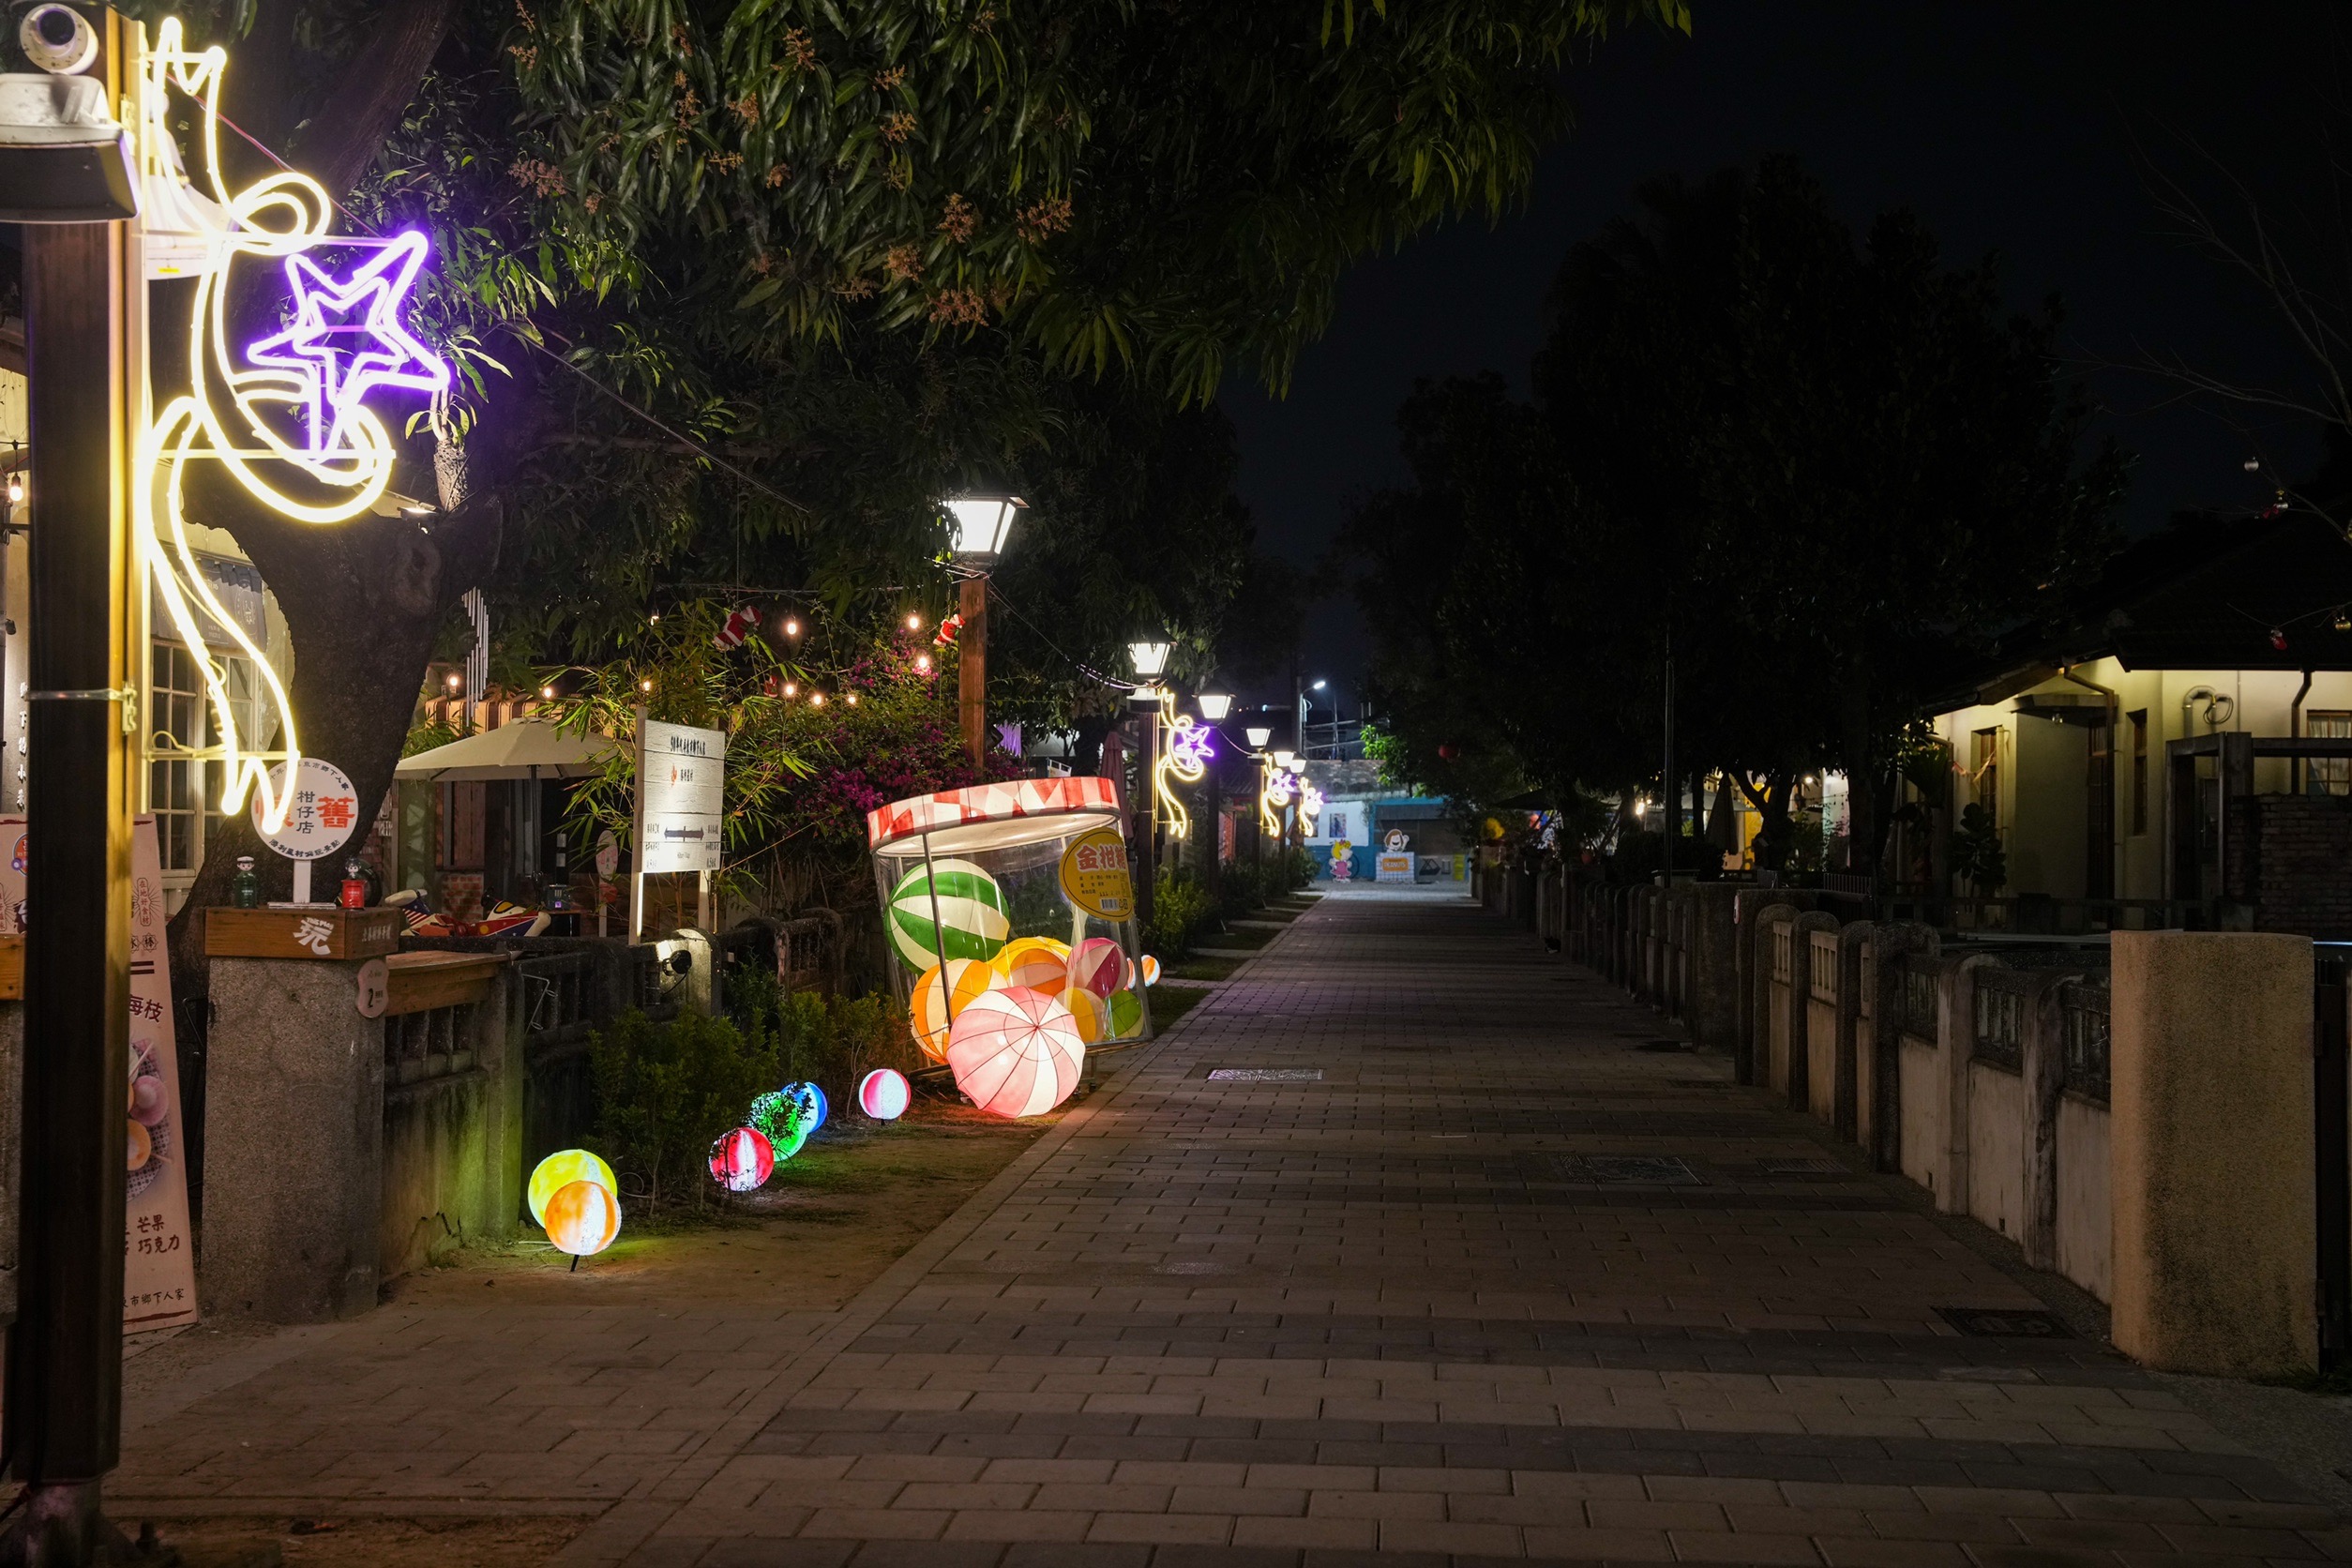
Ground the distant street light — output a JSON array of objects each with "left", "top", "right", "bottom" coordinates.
[
  {"left": 1198, "top": 692, "right": 1232, "bottom": 721},
  {"left": 939, "top": 493, "right": 1027, "bottom": 767},
  {"left": 1127, "top": 640, "right": 1171, "bottom": 679},
  {"left": 1245, "top": 726, "right": 1272, "bottom": 749}
]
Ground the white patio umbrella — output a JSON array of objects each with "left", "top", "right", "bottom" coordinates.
[{"left": 392, "top": 717, "right": 621, "bottom": 782}]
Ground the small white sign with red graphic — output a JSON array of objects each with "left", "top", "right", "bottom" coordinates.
[{"left": 251, "top": 757, "right": 362, "bottom": 862}]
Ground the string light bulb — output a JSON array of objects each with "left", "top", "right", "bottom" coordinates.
[
  {"left": 905, "top": 612, "right": 922, "bottom": 631},
  {"left": 640, "top": 678, "right": 653, "bottom": 693},
  {"left": 4, "top": 476, "right": 21, "bottom": 505},
  {"left": 808, "top": 691, "right": 825, "bottom": 707},
  {"left": 783, "top": 681, "right": 798, "bottom": 698},
  {"left": 540, "top": 685, "right": 554, "bottom": 701},
  {"left": 782, "top": 617, "right": 801, "bottom": 638},
  {"left": 445, "top": 672, "right": 460, "bottom": 691},
  {"left": 845, "top": 692, "right": 859, "bottom": 705},
  {"left": 914, "top": 654, "right": 931, "bottom": 673}
]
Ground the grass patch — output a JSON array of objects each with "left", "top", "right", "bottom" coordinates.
[
  {"left": 1244, "top": 906, "right": 1305, "bottom": 923},
  {"left": 1193, "top": 925, "right": 1276, "bottom": 950},
  {"left": 1166, "top": 956, "right": 1244, "bottom": 982},
  {"left": 1148, "top": 985, "right": 1211, "bottom": 1030}
]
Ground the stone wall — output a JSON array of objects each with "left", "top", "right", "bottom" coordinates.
[{"left": 2229, "top": 794, "right": 2352, "bottom": 938}]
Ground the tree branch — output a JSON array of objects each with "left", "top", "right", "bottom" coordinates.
[{"left": 292, "top": 0, "right": 463, "bottom": 204}]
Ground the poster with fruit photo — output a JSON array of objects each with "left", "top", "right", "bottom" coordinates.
[{"left": 0, "top": 816, "right": 199, "bottom": 1330}]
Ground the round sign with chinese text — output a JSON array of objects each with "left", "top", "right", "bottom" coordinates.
[
  {"left": 1057, "top": 826, "right": 1134, "bottom": 921},
  {"left": 250, "top": 757, "right": 362, "bottom": 861}
]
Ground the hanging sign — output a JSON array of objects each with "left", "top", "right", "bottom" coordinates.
[
  {"left": 251, "top": 757, "right": 361, "bottom": 861},
  {"left": 0, "top": 817, "right": 200, "bottom": 1330},
  {"left": 637, "top": 719, "right": 725, "bottom": 875},
  {"left": 1058, "top": 826, "right": 1134, "bottom": 921}
]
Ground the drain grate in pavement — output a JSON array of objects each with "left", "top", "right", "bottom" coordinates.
[
  {"left": 1537, "top": 1153, "right": 1704, "bottom": 1186},
  {"left": 1936, "top": 1306, "right": 2073, "bottom": 1338},
  {"left": 1363, "top": 1044, "right": 1454, "bottom": 1053},
  {"left": 1205, "top": 1067, "right": 1323, "bottom": 1082},
  {"left": 1760, "top": 1157, "right": 1848, "bottom": 1175},
  {"left": 1635, "top": 1038, "right": 1692, "bottom": 1052}
]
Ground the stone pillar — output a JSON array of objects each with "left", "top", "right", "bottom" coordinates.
[
  {"left": 1833, "top": 922, "right": 1875, "bottom": 1144},
  {"left": 0, "top": 1000, "right": 19, "bottom": 1327},
  {"left": 1866, "top": 922, "right": 1937, "bottom": 1173},
  {"left": 2112, "top": 930, "right": 2317, "bottom": 1376},
  {"left": 1752, "top": 904, "right": 1799, "bottom": 1093},
  {"left": 1788, "top": 912, "right": 1839, "bottom": 1114},
  {"left": 1734, "top": 888, "right": 1811, "bottom": 1088},
  {"left": 1929, "top": 953, "right": 2000, "bottom": 1215},
  {"left": 204, "top": 957, "right": 384, "bottom": 1321},
  {"left": 1688, "top": 884, "right": 1740, "bottom": 1056}
]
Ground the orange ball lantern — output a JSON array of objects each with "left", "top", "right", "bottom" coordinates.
[{"left": 544, "top": 1178, "right": 622, "bottom": 1257}]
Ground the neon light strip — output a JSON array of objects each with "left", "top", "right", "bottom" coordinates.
[
  {"left": 1151, "top": 697, "right": 1211, "bottom": 841},
  {"left": 132, "top": 20, "right": 449, "bottom": 832}
]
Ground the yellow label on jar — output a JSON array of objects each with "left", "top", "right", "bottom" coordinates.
[{"left": 1059, "top": 827, "right": 1134, "bottom": 920}]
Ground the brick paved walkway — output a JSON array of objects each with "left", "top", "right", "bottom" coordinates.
[{"left": 118, "top": 887, "right": 2352, "bottom": 1567}]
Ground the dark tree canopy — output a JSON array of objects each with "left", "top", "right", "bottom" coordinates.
[{"left": 1347, "top": 158, "right": 2130, "bottom": 872}]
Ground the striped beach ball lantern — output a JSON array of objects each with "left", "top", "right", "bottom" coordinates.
[
  {"left": 544, "top": 1179, "right": 622, "bottom": 1257},
  {"left": 748, "top": 1089, "right": 812, "bottom": 1159},
  {"left": 1106, "top": 988, "right": 1144, "bottom": 1040},
  {"left": 1066, "top": 937, "right": 1127, "bottom": 1000},
  {"left": 1139, "top": 954, "right": 1161, "bottom": 987},
  {"left": 1061, "top": 987, "right": 1108, "bottom": 1045},
  {"left": 946, "top": 987, "right": 1086, "bottom": 1119},
  {"left": 859, "top": 1067, "right": 912, "bottom": 1121},
  {"left": 783, "top": 1079, "right": 829, "bottom": 1137},
  {"left": 912, "top": 957, "right": 998, "bottom": 1062},
  {"left": 886, "top": 858, "right": 1010, "bottom": 970},
  {"left": 993, "top": 936, "right": 1072, "bottom": 998},
  {"left": 708, "top": 1126, "right": 776, "bottom": 1193},
  {"left": 528, "top": 1148, "right": 617, "bottom": 1228}
]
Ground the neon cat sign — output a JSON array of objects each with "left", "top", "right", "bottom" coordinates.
[{"left": 135, "top": 19, "right": 449, "bottom": 831}]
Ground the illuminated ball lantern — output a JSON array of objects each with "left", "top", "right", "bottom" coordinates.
[
  {"left": 747, "top": 1090, "right": 811, "bottom": 1159},
  {"left": 859, "top": 1068, "right": 912, "bottom": 1121},
  {"left": 782, "top": 1079, "right": 828, "bottom": 1137},
  {"left": 993, "top": 936, "right": 1072, "bottom": 998},
  {"left": 867, "top": 779, "right": 1153, "bottom": 1059},
  {"left": 545, "top": 1180, "right": 622, "bottom": 1258},
  {"left": 1062, "top": 987, "right": 1108, "bottom": 1045},
  {"left": 1066, "top": 937, "right": 1126, "bottom": 1000},
  {"left": 1107, "top": 989, "right": 1144, "bottom": 1040},
  {"left": 947, "top": 987, "right": 1086, "bottom": 1119},
  {"left": 529, "top": 1149, "right": 618, "bottom": 1229},
  {"left": 912, "top": 957, "right": 998, "bottom": 1062},
  {"left": 886, "top": 857, "right": 1010, "bottom": 969},
  {"left": 1139, "top": 955, "right": 1162, "bottom": 988},
  {"left": 709, "top": 1126, "right": 776, "bottom": 1193}
]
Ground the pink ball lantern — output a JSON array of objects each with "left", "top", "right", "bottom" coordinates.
[
  {"left": 708, "top": 1126, "right": 775, "bottom": 1193},
  {"left": 946, "top": 986, "right": 1085, "bottom": 1119},
  {"left": 859, "top": 1067, "right": 912, "bottom": 1121},
  {"left": 1066, "top": 937, "right": 1127, "bottom": 1000}
]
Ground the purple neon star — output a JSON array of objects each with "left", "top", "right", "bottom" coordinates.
[{"left": 245, "top": 231, "right": 450, "bottom": 455}]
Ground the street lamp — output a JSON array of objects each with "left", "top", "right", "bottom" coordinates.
[
  {"left": 1245, "top": 726, "right": 1271, "bottom": 749},
  {"left": 1126, "top": 638, "right": 1172, "bottom": 931},
  {"left": 940, "top": 493, "right": 1026, "bottom": 768},
  {"left": 1128, "top": 640, "right": 1171, "bottom": 681},
  {"left": 1198, "top": 692, "right": 1232, "bottom": 721}
]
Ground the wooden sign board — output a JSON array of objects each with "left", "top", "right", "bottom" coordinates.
[
  {"left": 204, "top": 906, "right": 400, "bottom": 960},
  {"left": 0, "top": 932, "right": 23, "bottom": 1001}
]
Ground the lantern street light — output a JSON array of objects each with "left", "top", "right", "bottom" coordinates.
[
  {"left": 1245, "top": 726, "right": 1272, "bottom": 749},
  {"left": 939, "top": 493, "right": 1026, "bottom": 768},
  {"left": 1197, "top": 692, "right": 1232, "bottom": 721},
  {"left": 1126, "top": 638, "right": 1173, "bottom": 931},
  {"left": 1193, "top": 693, "right": 1232, "bottom": 890}
]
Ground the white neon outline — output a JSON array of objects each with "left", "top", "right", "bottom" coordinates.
[
  {"left": 1151, "top": 697, "right": 1209, "bottom": 841},
  {"left": 1259, "top": 759, "right": 1294, "bottom": 839},
  {"left": 133, "top": 20, "right": 449, "bottom": 833}
]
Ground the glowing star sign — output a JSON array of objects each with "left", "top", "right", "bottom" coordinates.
[
  {"left": 246, "top": 234, "right": 448, "bottom": 457},
  {"left": 129, "top": 20, "right": 452, "bottom": 834}
]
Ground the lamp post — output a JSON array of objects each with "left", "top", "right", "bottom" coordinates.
[
  {"left": 1245, "top": 725, "right": 1272, "bottom": 886},
  {"left": 941, "top": 494, "right": 1025, "bottom": 770},
  {"left": 1197, "top": 693, "right": 1230, "bottom": 895},
  {"left": 1127, "top": 639, "right": 1170, "bottom": 933}
]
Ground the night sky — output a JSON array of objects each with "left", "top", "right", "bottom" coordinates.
[{"left": 1219, "top": 2, "right": 2341, "bottom": 715}]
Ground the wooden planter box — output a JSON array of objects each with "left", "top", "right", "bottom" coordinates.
[
  {"left": 0, "top": 933, "right": 22, "bottom": 1001},
  {"left": 204, "top": 906, "right": 401, "bottom": 961},
  {"left": 382, "top": 950, "right": 507, "bottom": 1016}
]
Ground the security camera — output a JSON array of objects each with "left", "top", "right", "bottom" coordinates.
[{"left": 19, "top": 6, "right": 98, "bottom": 76}]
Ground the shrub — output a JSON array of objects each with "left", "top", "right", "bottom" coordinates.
[
  {"left": 1149, "top": 870, "right": 1216, "bottom": 956},
  {"left": 590, "top": 1008, "right": 779, "bottom": 1209}
]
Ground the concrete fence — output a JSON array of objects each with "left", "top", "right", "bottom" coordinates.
[{"left": 1554, "top": 881, "right": 2335, "bottom": 1376}]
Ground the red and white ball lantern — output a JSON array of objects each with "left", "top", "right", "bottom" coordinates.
[
  {"left": 858, "top": 1067, "right": 912, "bottom": 1121},
  {"left": 708, "top": 1125, "right": 775, "bottom": 1193}
]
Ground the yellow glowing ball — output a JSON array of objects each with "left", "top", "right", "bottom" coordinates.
[
  {"left": 528, "top": 1148, "right": 618, "bottom": 1227},
  {"left": 912, "top": 957, "right": 997, "bottom": 1062},
  {"left": 1062, "top": 987, "right": 1108, "bottom": 1044},
  {"left": 992, "top": 936, "right": 1072, "bottom": 998},
  {"left": 544, "top": 1178, "right": 622, "bottom": 1257}
]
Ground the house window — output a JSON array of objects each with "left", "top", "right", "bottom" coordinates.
[
  {"left": 2311, "top": 711, "right": 2352, "bottom": 795},
  {"left": 148, "top": 640, "right": 269, "bottom": 882},
  {"left": 2129, "top": 709, "right": 2148, "bottom": 834},
  {"left": 1970, "top": 728, "right": 2000, "bottom": 827}
]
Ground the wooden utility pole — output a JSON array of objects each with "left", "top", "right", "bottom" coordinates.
[
  {"left": 5, "top": 13, "right": 139, "bottom": 1556},
  {"left": 958, "top": 574, "right": 987, "bottom": 769}
]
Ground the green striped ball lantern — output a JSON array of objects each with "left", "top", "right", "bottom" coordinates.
[{"left": 887, "top": 858, "right": 1011, "bottom": 971}]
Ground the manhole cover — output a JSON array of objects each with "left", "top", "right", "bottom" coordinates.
[
  {"left": 1206, "top": 1068, "right": 1323, "bottom": 1082},
  {"left": 1761, "top": 1157, "right": 1847, "bottom": 1175},
  {"left": 1636, "top": 1039, "right": 1691, "bottom": 1052},
  {"left": 1936, "top": 1306, "right": 2073, "bottom": 1338}
]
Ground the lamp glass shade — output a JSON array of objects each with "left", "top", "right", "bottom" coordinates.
[
  {"left": 1271, "top": 749, "right": 1296, "bottom": 769},
  {"left": 1127, "top": 641, "right": 1172, "bottom": 678},
  {"left": 1197, "top": 693, "right": 1233, "bottom": 721},
  {"left": 942, "top": 494, "right": 1025, "bottom": 560},
  {"left": 1288, "top": 759, "right": 1307, "bottom": 775},
  {"left": 1245, "top": 727, "right": 1272, "bottom": 748}
]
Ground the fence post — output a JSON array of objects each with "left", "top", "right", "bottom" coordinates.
[
  {"left": 2112, "top": 930, "right": 2316, "bottom": 1375},
  {"left": 2020, "top": 969, "right": 2076, "bottom": 1273}
]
